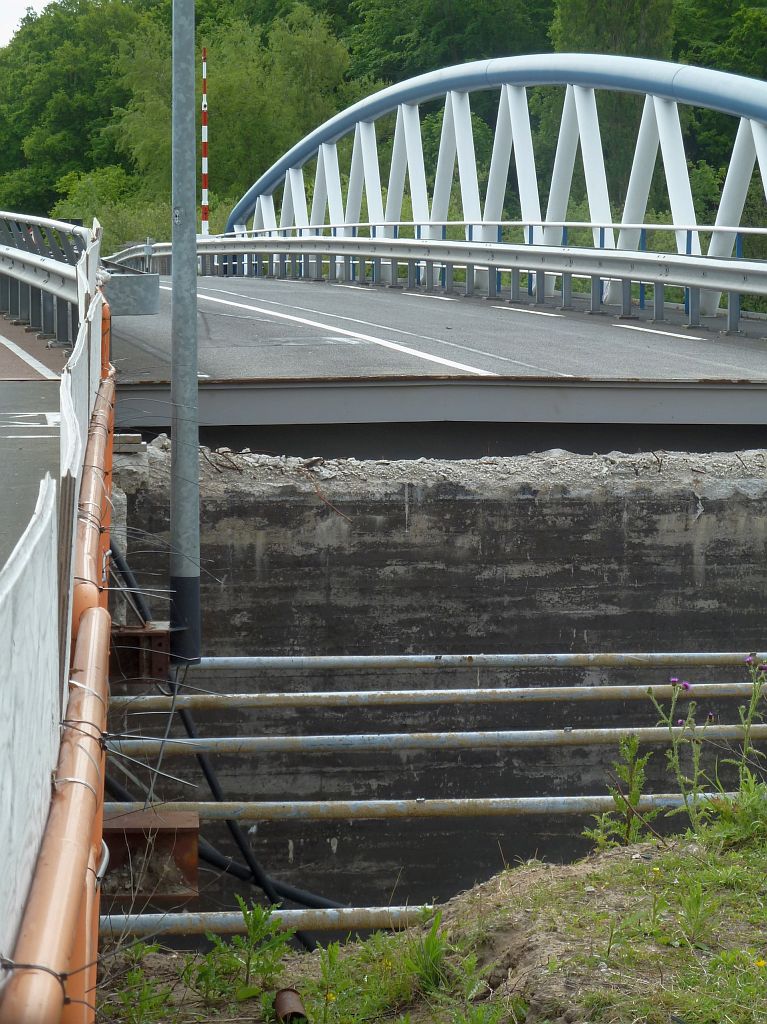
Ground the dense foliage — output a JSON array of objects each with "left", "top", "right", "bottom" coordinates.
[{"left": 1, "top": 0, "right": 766, "bottom": 249}]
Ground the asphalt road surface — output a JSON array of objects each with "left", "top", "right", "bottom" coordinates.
[{"left": 111, "top": 277, "right": 767, "bottom": 383}]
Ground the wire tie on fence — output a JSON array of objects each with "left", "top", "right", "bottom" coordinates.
[
  {"left": 54, "top": 775, "right": 98, "bottom": 800},
  {"left": 74, "top": 741, "right": 103, "bottom": 776},
  {"left": 0, "top": 955, "right": 68, "bottom": 989},
  {"left": 68, "top": 679, "right": 106, "bottom": 706},
  {"left": 60, "top": 719, "right": 105, "bottom": 745}
]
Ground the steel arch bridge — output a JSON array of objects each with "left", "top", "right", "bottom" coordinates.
[{"left": 225, "top": 53, "right": 767, "bottom": 315}]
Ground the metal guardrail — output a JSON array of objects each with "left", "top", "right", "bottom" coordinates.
[
  {"left": 0, "top": 211, "right": 91, "bottom": 345},
  {"left": 109, "top": 223, "right": 766, "bottom": 332}
]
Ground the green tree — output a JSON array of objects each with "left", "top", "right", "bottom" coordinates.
[
  {"left": 349, "top": 0, "right": 555, "bottom": 84},
  {"left": 546, "top": 0, "right": 674, "bottom": 203},
  {"left": 550, "top": 0, "right": 674, "bottom": 59},
  {"left": 0, "top": 0, "right": 147, "bottom": 213}
]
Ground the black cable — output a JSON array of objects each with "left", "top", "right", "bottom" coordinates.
[
  {"left": 108, "top": 541, "right": 339, "bottom": 946},
  {"left": 104, "top": 774, "right": 341, "bottom": 910},
  {"left": 110, "top": 539, "right": 153, "bottom": 623}
]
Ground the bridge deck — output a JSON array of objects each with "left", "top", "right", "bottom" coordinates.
[{"left": 112, "top": 277, "right": 767, "bottom": 432}]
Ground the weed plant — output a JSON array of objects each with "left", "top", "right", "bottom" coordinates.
[{"left": 100, "top": 657, "right": 767, "bottom": 1024}]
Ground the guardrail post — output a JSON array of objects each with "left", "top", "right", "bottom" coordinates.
[
  {"left": 684, "top": 286, "right": 700, "bottom": 325},
  {"left": 0, "top": 272, "right": 8, "bottom": 313},
  {"left": 443, "top": 262, "right": 453, "bottom": 294},
  {"left": 70, "top": 302, "right": 79, "bottom": 343},
  {"left": 8, "top": 275, "right": 20, "bottom": 319},
  {"left": 18, "top": 281, "right": 30, "bottom": 324},
  {"left": 560, "top": 272, "right": 572, "bottom": 309},
  {"left": 589, "top": 275, "right": 601, "bottom": 314},
  {"left": 328, "top": 254, "right": 337, "bottom": 282},
  {"left": 485, "top": 263, "right": 497, "bottom": 299},
  {"left": 28, "top": 287, "right": 42, "bottom": 331},
  {"left": 278, "top": 253, "right": 287, "bottom": 279},
  {"left": 406, "top": 258, "right": 416, "bottom": 290},
  {"left": 40, "top": 291, "right": 55, "bottom": 337},
  {"left": 387, "top": 258, "right": 400, "bottom": 288},
  {"left": 510, "top": 268, "right": 521, "bottom": 303},
  {"left": 55, "top": 297, "right": 70, "bottom": 345},
  {"left": 652, "top": 282, "right": 665, "bottom": 322},
  {"left": 465, "top": 263, "right": 475, "bottom": 297},
  {"left": 357, "top": 255, "right": 367, "bottom": 285},
  {"left": 620, "top": 278, "right": 633, "bottom": 318},
  {"left": 687, "top": 286, "right": 701, "bottom": 328},
  {"left": 371, "top": 256, "right": 381, "bottom": 285},
  {"left": 726, "top": 290, "right": 741, "bottom": 333},
  {"left": 424, "top": 260, "right": 434, "bottom": 292},
  {"left": 313, "top": 254, "right": 325, "bottom": 282},
  {"left": 534, "top": 270, "right": 546, "bottom": 305}
]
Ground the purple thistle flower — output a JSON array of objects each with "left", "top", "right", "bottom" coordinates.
[
  {"left": 670, "top": 676, "right": 679, "bottom": 685},
  {"left": 676, "top": 718, "right": 685, "bottom": 726},
  {"left": 746, "top": 655, "right": 755, "bottom": 666},
  {"left": 681, "top": 681, "right": 691, "bottom": 691},
  {"left": 758, "top": 664, "right": 767, "bottom": 674}
]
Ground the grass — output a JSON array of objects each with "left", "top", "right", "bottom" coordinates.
[
  {"left": 98, "top": 815, "right": 767, "bottom": 1023},
  {"left": 99, "top": 663, "right": 767, "bottom": 1023}
]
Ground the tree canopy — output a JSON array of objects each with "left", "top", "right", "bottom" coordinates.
[{"left": 0, "top": 0, "right": 764, "bottom": 249}]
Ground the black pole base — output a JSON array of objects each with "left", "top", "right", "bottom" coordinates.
[{"left": 170, "top": 573, "right": 201, "bottom": 665}]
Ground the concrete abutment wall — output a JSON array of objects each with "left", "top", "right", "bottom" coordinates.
[{"left": 112, "top": 443, "right": 767, "bottom": 906}]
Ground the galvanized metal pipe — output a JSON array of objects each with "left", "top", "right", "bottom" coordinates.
[
  {"left": 169, "top": 0, "right": 201, "bottom": 665},
  {"left": 103, "top": 792, "right": 726, "bottom": 822},
  {"left": 107, "top": 723, "right": 766, "bottom": 758},
  {"left": 109, "top": 682, "right": 753, "bottom": 713},
  {"left": 195, "top": 652, "right": 765, "bottom": 671},
  {"left": 100, "top": 905, "right": 428, "bottom": 938}
]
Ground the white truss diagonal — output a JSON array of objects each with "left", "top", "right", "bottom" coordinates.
[
  {"left": 430, "top": 91, "right": 482, "bottom": 241},
  {"left": 384, "top": 105, "right": 408, "bottom": 234},
  {"left": 544, "top": 86, "right": 579, "bottom": 246},
  {"left": 482, "top": 85, "right": 543, "bottom": 245},
  {"left": 279, "top": 167, "right": 308, "bottom": 231},
  {"left": 229, "top": 55, "right": 767, "bottom": 314},
  {"left": 346, "top": 121, "right": 385, "bottom": 233},
  {"left": 573, "top": 86, "right": 614, "bottom": 248},
  {"left": 653, "top": 97, "right": 700, "bottom": 255}
]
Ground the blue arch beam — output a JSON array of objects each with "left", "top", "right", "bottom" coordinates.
[{"left": 226, "top": 53, "right": 767, "bottom": 232}]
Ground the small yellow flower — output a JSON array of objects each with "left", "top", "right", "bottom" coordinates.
[
  {"left": 652, "top": 867, "right": 660, "bottom": 873},
  {"left": 756, "top": 959, "right": 766, "bottom": 968},
  {"left": 326, "top": 992, "right": 337, "bottom": 1002}
]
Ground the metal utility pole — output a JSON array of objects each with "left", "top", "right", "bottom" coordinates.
[{"left": 170, "top": 0, "right": 201, "bottom": 664}]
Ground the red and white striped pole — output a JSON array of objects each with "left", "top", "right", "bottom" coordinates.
[{"left": 200, "top": 46, "right": 209, "bottom": 235}]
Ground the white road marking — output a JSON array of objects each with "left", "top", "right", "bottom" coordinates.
[
  {"left": 401, "top": 292, "right": 457, "bottom": 301},
  {"left": 492, "top": 306, "right": 563, "bottom": 318},
  {"left": 0, "top": 334, "right": 58, "bottom": 379},
  {"left": 198, "top": 287, "right": 571, "bottom": 376},
  {"left": 614, "top": 324, "right": 704, "bottom": 342},
  {"left": 179, "top": 287, "right": 498, "bottom": 376}
]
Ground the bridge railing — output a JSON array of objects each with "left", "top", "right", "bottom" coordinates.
[
  {"left": 0, "top": 214, "right": 107, "bottom": 996},
  {"left": 0, "top": 212, "right": 91, "bottom": 346},
  {"left": 109, "top": 217, "right": 767, "bottom": 333}
]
